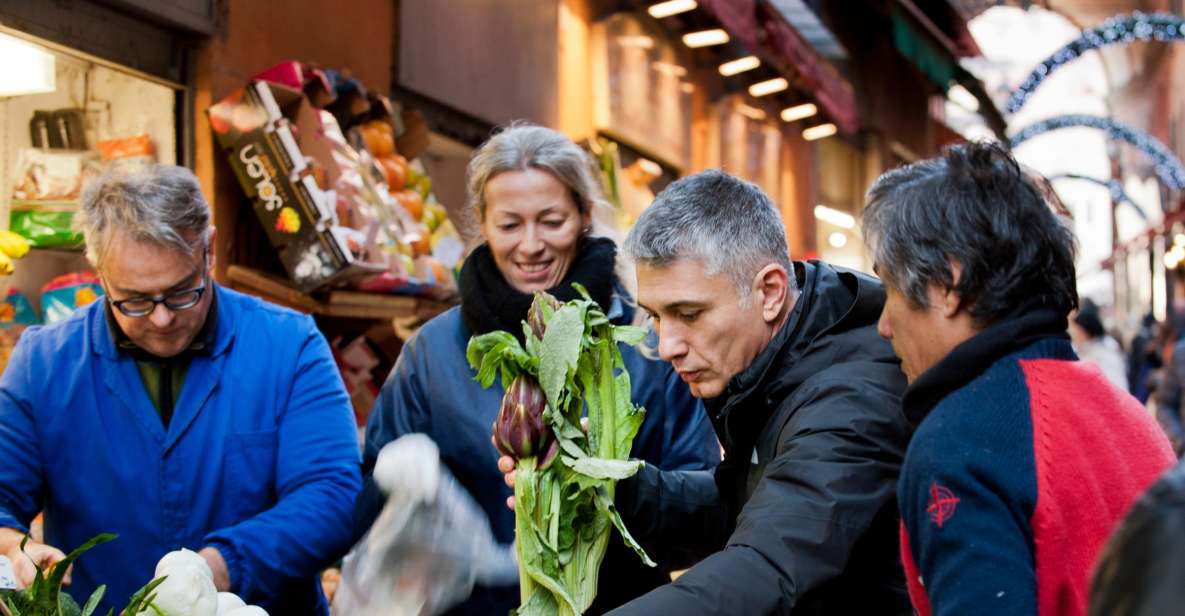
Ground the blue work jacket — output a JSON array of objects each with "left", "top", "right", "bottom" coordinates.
[{"left": 0, "top": 285, "right": 361, "bottom": 614}]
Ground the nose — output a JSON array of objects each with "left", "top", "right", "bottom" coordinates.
[
  {"left": 876, "top": 310, "right": 892, "bottom": 340},
  {"left": 149, "top": 302, "right": 176, "bottom": 328},
  {"left": 655, "top": 321, "right": 688, "bottom": 363},
  {"left": 520, "top": 224, "right": 545, "bottom": 255}
]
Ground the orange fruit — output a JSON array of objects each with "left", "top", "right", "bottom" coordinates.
[
  {"left": 379, "top": 156, "right": 407, "bottom": 190},
  {"left": 395, "top": 188, "right": 424, "bottom": 220},
  {"left": 360, "top": 123, "right": 394, "bottom": 156}
]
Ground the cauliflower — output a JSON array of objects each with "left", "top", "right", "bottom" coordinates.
[
  {"left": 139, "top": 563, "right": 217, "bottom": 616},
  {"left": 216, "top": 592, "right": 246, "bottom": 614},
  {"left": 223, "top": 607, "right": 268, "bottom": 616},
  {"left": 155, "top": 548, "right": 214, "bottom": 582}
]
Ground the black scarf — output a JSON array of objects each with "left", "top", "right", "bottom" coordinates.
[
  {"left": 901, "top": 303, "right": 1070, "bottom": 428},
  {"left": 459, "top": 237, "right": 617, "bottom": 340}
]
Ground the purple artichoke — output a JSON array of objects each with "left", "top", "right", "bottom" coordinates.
[
  {"left": 493, "top": 374, "right": 558, "bottom": 468},
  {"left": 527, "top": 292, "right": 562, "bottom": 341}
]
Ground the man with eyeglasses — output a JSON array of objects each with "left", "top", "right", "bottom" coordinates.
[{"left": 0, "top": 165, "right": 361, "bottom": 615}]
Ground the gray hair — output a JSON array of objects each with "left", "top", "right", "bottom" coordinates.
[
  {"left": 861, "top": 141, "right": 1077, "bottom": 326},
  {"left": 624, "top": 169, "right": 794, "bottom": 302},
  {"left": 75, "top": 165, "right": 211, "bottom": 268},
  {"left": 466, "top": 122, "right": 631, "bottom": 293}
]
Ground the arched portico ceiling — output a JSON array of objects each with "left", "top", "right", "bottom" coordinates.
[
  {"left": 1048, "top": 173, "right": 1148, "bottom": 220},
  {"left": 1004, "top": 12, "right": 1185, "bottom": 114},
  {"left": 1010, "top": 114, "right": 1185, "bottom": 191}
]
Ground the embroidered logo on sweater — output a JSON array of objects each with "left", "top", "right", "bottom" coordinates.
[{"left": 927, "top": 481, "right": 959, "bottom": 528}]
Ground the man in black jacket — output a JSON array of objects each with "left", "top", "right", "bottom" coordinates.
[{"left": 602, "top": 169, "right": 911, "bottom": 613}]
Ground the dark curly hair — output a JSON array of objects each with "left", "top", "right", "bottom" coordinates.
[{"left": 862, "top": 141, "right": 1078, "bottom": 326}]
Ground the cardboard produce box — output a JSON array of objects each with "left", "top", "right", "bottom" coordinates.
[{"left": 208, "top": 81, "right": 382, "bottom": 291}]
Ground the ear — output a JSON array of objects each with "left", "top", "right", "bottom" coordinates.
[
  {"left": 753, "top": 264, "right": 790, "bottom": 324},
  {"left": 580, "top": 207, "right": 593, "bottom": 234},
  {"left": 207, "top": 226, "right": 218, "bottom": 273},
  {"left": 935, "top": 260, "right": 964, "bottom": 318}
]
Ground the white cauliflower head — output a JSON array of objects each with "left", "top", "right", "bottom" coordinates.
[
  {"left": 223, "top": 607, "right": 268, "bottom": 616},
  {"left": 216, "top": 592, "right": 246, "bottom": 615},
  {"left": 155, "top": 548, "right": 214, "bottom": 582},
  {"left": 140, "top": 563, "right": 218, "bottom": 616}
]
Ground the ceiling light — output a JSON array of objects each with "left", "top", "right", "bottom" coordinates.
[
  {"left": 683, "top": 29, "right": 729, "bottom": 48},
  {"left": 617, "top": 35, "right": 655, "bottom": 49},
  {"left": 828, "top": 232, "right": 848, "bottom": 248},
  {"left": 737, "top": 103, "right": 766, "bottom": 121},
  {"left": 814, "top": 205, "right": 855, "bottom": 229},
  {"left": 748, "top": 77, "right": 788, "bottom": 97},
  {"left": 718, "top": 56, "right": 760, "bottom": 76},
  {"left": 780, "top": 103, "right": 817, "bottom": 122},
  {"left": 802, "top": 123, "right": 837, "bottom": 141},
  {"left": 652, "top": 61, "right": 688, "bottom": 78},
  {"left": 648, "top": 0, "right": 697, "bottom": 19},
  {"left": 0, "top": 33, "right": 55, "bottom": 97},
  {"left": 947, "top": 84, "right": 980, "bottom": 112}
]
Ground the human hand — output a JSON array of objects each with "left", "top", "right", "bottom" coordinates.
[
  {"left": 2, "top": 535, "right": 68, "bottom": 589},
  {"left": 374, "top": 434, "right": 442, "bottom": 504},
  {"left": 199, "top": 546, "right": 231, "bottom": 592},
  {"left": 496, "top": 452, "right": 516, "bottom": 510}
]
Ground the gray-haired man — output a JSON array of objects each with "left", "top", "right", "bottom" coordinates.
[
  {"left": 0, "top": 165, "right": 360, "bottom": 614},
  {"left": 497, "top": 169, "right": 913, "bottom": 613}
]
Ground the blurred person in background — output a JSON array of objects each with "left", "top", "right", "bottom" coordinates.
[
  {"left": 354, "top": 123, "right": 718, "bottom": 615},
  {"left": 1090, "top": 461, "right": 1185, "bottom": 616},
  {"left": 862, "top": 141, "right": 1175, "bottom": 616},
  {"left": 1126, "top": 313, "right": 1161, "bottom": 405},
  {"left": 1155, "top": 317, "right": 1185, "bottom": 456},
  {"left": 1069, "top": 300, "right": 1128, "bottom": 391}
]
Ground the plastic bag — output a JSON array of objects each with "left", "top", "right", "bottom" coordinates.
[
  {"left": 40, "top": 272, "right": 103, "bottom": 324},
  {"left": 333, "top": 435, "right": 517, "bottom": 616},
  {"left": 10, "top": 205, "right": 84, "bottom": 248}
]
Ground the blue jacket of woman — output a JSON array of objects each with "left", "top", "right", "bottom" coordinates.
[
  {"left": 0, "top": 286, "right": 361, "bottom": 615},
  {"left": 357, "top": 295, "right": 719, "bottom": 614}
]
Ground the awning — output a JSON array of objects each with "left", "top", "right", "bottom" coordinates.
[
  {"left": 758, "top": 2, "right": 858, "bottom": 134},
  {"left": 696, "top": 0, "right": 858, "bottom": 134},
  {"left": 696, "top": 0, "right": 759, "bottom": 51},
  {"left": 890, "top": 1, "right": 1008, "bottom": 140}
]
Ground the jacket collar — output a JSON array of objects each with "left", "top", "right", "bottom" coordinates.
[
  {"left": 91, "top": 284, "right": 235, "bottom": 360},
  {"left": 901, "top": 306, "right": 1072, "bottom": 427}
]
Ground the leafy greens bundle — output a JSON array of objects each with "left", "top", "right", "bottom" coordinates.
[{"left": 466, "top": 288, "right": 654, "bottom": 616}]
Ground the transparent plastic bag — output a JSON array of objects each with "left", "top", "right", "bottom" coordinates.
[{"left": 333, "top": 435, "right": 517, "bottom": 616}]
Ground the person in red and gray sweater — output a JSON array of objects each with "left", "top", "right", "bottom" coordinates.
[{"left": 860, "top": 141, "right": 1175, "bottom": 616}]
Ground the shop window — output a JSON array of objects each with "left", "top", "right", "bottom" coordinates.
[
  {"left": 716, "top": 95, "right": 781, "bottom": 200},
  {"left": 0, "top": 30, "right": 182, "bottom": 319},
  {"left": 592, "top": 12, "right": 693, "bottom": 171}
]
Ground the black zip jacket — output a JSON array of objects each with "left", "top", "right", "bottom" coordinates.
[{"left": 610, "top": 261, "right": 913, "bottom": 615}]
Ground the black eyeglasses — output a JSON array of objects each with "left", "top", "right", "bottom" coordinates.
[{"left": 108, "top": 272, "right": 209, "bottom": 317}]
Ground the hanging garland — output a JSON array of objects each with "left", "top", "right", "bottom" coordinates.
[
  {"left": 1047, "top": 173, "right": 1148, "bottom": 220},
  {"left": 1005, "top": 12, "right": 1185, "bottom": 114},
  {"left": 1010, "top": 114, "right": 1185, "bottom": 190}
]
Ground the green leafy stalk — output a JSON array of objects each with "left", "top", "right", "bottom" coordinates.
[{"left": 468, "top": 290, "right": 654, "bottom": 615}]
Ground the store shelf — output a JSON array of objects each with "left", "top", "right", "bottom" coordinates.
[{"left": 226, "top": 265, "right": 453, "bottom": 322}]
